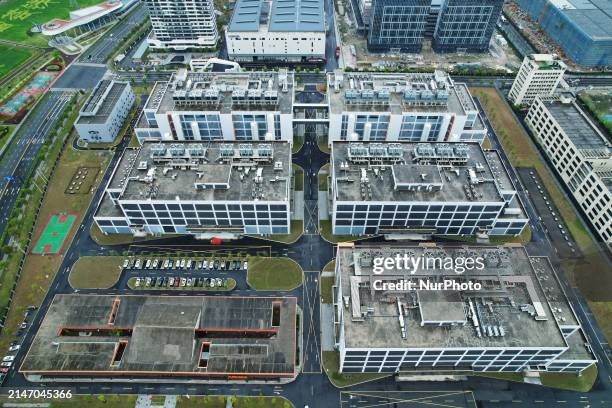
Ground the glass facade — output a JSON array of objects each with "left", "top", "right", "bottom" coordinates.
[
  {"left": 367, "top": 0, "right": 431, "bottom": 52},
  {"left": 114, "top": 201, "right": 289, "bottom": 235},
  {"left": 516, "top": 0, "right": 611, "bottom": 67},
  {"left": 368, "top": 0, "right": 503, "bottom": 53},
  {"left": 398, "top": 115, "right": 444, "bottom": 141},
  {"left": 433, "top": 0, "right": 504, "bottom": 53},
  {"left": 179, "top": 114, "right": 222, "bottom": 140}
]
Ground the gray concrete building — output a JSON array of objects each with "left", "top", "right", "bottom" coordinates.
[
  {"left": 20, "top": 294, "right": 298, "bottom": 381},
  {"left": 93, "top": 140, "right": 292, "bottom": 238},
  {"left": 333, "top": 243, "right": 597, "bottom": 374},
  {"left": 329, "top": 141, "right": 528, "bottom": 237}
]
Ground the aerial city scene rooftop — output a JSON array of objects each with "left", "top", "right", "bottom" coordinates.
[{"left": 0, "top": 0, "right": 610, "bottom": 407}]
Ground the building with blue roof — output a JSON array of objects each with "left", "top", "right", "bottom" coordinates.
[
  {"left": 226, "top": 0, "right": 326, "bottom": 62},
  {"left": 515, "top": 0, "right": 612, "bottom": 67}
]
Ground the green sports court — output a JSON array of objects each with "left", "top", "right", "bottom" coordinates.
[{"left": 32, "top": 212, "right": 77, "bottom": 255}]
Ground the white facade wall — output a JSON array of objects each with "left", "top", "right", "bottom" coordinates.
[
  {"left": 526, "top": 98, "right": 612, "bottom": 244},
  {"left": 328, "top": 111, "right": 486, "bottom": 144},
  {"left": 75, "top": 83, "right": 135, "bottom": 143},
  {"left": 136, "top": 110, "right": 293, "bottom": 144},
  {"left": 226, "top": 31, "right": 326, "bottom": 62},
  {"left": 144, "top": 0, "right": 218, "bottom": 50},
  {"left": 509, "top": 55, "right": 566, "bottom": 106}
]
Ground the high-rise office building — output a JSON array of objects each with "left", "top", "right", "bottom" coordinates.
[
  {"left": 367, "top": 0, "right": 431, "bottom": 53},
  {"left": 432, "top": 0, "right": 504, "bottom": 53},
  {"left": 144, "top": 0, "right": 219, "bottom": 50},
  {"left": 367, "top": 0, "right": 503, "bottom": 53},
  {"left": 509, "top": 54, "right": 567, "bottom": 106}
]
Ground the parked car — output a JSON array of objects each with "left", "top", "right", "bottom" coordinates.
[
  {"left": 0, "top": 362, "right": 12, "bottom": 368},
  {"left": 9, "top": 345, "right": 20, "bottom": 352},
  {"left": 180, "top": 278, "right": 186, "bottom": 287},
  {"left": 19, "top": 322, "right": 27, "bottom": 329},
  {"left": 145, "top": 277, "right": 151, "bottom": 287},
  {"left": 174, "top": 277, "right": 180, "bottom": 287},
  {"left": 202, "top": 260, "right": 208, "bottom": 269},
  {"left": 197, "top": 261, "right": 203, "bottom": 269},
  {"left": 187, "top": 260, "right": 193, "bottom": 269},
  {"left": 2, "top": 356, "right": 15, "bottom": 362},
  {"left": 243, "top": 261, "right": 248, "bottom": 270},
  {"left": 216, "top": 278, "right": 223, "bottom": 287},
  {"left": 169, "top": 277, "right": 175, "bottom": 286},
  {"left": 135, "top": 278, "right": 141, "bottom": 287},
  {"left": 134, "top": 259, "right": 142, "bottom": 269},
  {"left": 220, "top": 260, "right": 226, "bottom": 270},
  {"left": 174, "top": 260, "right": 180, "bottom": 269},
  {"left": 123, "top": 259, "right": 130, "bottom": 268},
  {"left": 186, "top": 278, "right": 192, "bottom": 287},
  {"left": 153, "top": 259, "right": 159, "bottom": 268},
  {"left": 180, "top": 259, "right": 186, "bottom": 269},
  {"left": 151, "top": 277, "right": 157, "bottom": 286},
  {"left": 145, "top": 259, "right": 151, "bottom": 269},
  {"left": 0, "top": 367, "right": 9, "bottom": 373}
]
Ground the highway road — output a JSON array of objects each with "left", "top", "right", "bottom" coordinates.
[
  {"left": 0, "top": 91, "right": 75, "bottom": 241},
  {"left": 79, "top": 4, "right": 148, "bottom": 65}
]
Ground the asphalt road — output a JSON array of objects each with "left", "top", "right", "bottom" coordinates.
[
  {"left": 79, "top": 4, "right": 148, "bottom": 65},
  {"left": 0, "top": 91, "right": 75, "bottom": 242}
]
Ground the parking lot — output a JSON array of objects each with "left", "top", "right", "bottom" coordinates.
[
  {"left": 518, "top": 168, "right": 580, "bottom": 258},
  {"left": 122, "top": 257, "right": 246, "bottom": 291}
]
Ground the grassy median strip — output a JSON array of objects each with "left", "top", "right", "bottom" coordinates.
[
  {"left": 293, "top": 163, "right": 304, "bottom": 192},
  {"left": 68, "top": 256, "right": 124, "bottom": 289},
  {"left": 246, "top": 257, "right": 303, "bottom": 290},
  {"left": 320, "top": 276, "right": 334, "bottom": 304},
  {"left": 248, "top": 219, "right": 304, "bottom": 244},
  {"left": 477, "top": 364, "right": 597, "bottom": 392},
  {"left": 318, "top": 163, "right": 329, "bottom": 191},
  {"left": 322, "top": 351, "right": 388, "bottom": 387}
]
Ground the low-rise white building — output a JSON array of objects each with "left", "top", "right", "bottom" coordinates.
[
  {"left": 75, "top": 79, "right": 134, "bottom": 143},
  {"left": 226, "top": 0, "right": 326, "bottom": 62},
  {"left": 509, "top": 54, "right": 566, "bottom": 106},
  {"left": 326, "top": 70, "right": 488, "bottom": 145},
  {"left": 135, "top": 69, "right": 294, "bottom": 145},
  {"left": 525, "top": 95, "right": 612, "bottom": 245}
]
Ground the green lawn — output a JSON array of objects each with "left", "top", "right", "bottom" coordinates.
[
  {"left": 477, "top": 364, "right": 597, "bottom": 392},
  {"left": 317, "top": 134, "right": 330, "bottom": 153},
  {"left": 320, "top": 276, "right": 334, "bottom": 304},
  {"left": 246, "top": 256, "right": 304, "bottom": 290},
  {"left": 322, "top": 351, "right": 388, "bottom": 387},
  {"left": 0, "top": 0, "right": 103, "bottom": 45},
  {"left": 323, "top": 259, "right": 335, "bottom": 272},
  {"left": 0, "top": 45, "right": 32, "bottom": 78},
  {"left": 293, "top": 163, "right": 304, "bottom": 192},
  {"left": 177, "top": 395, "right": 294, "bottom": 408},
  {"left": 68, "top": 256, "right": 124, "bottom": 289},
  {"left": 318, "top": 163, "right": 329, "bottom": 191},
  {"left": 247, "top": 219, "right": 304, "bottom": 244},
  {"left": 319, "top": 219, "right": 363, "bottom": 244},
  {"left": 0, "top": 125, "right": 14, "bottom": 151},
  {"left": 292, "top": 135, "right": 304, "bottom": 153},
  {"left": 471, "top": 87, "right": 612, "bottom": 343}
]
